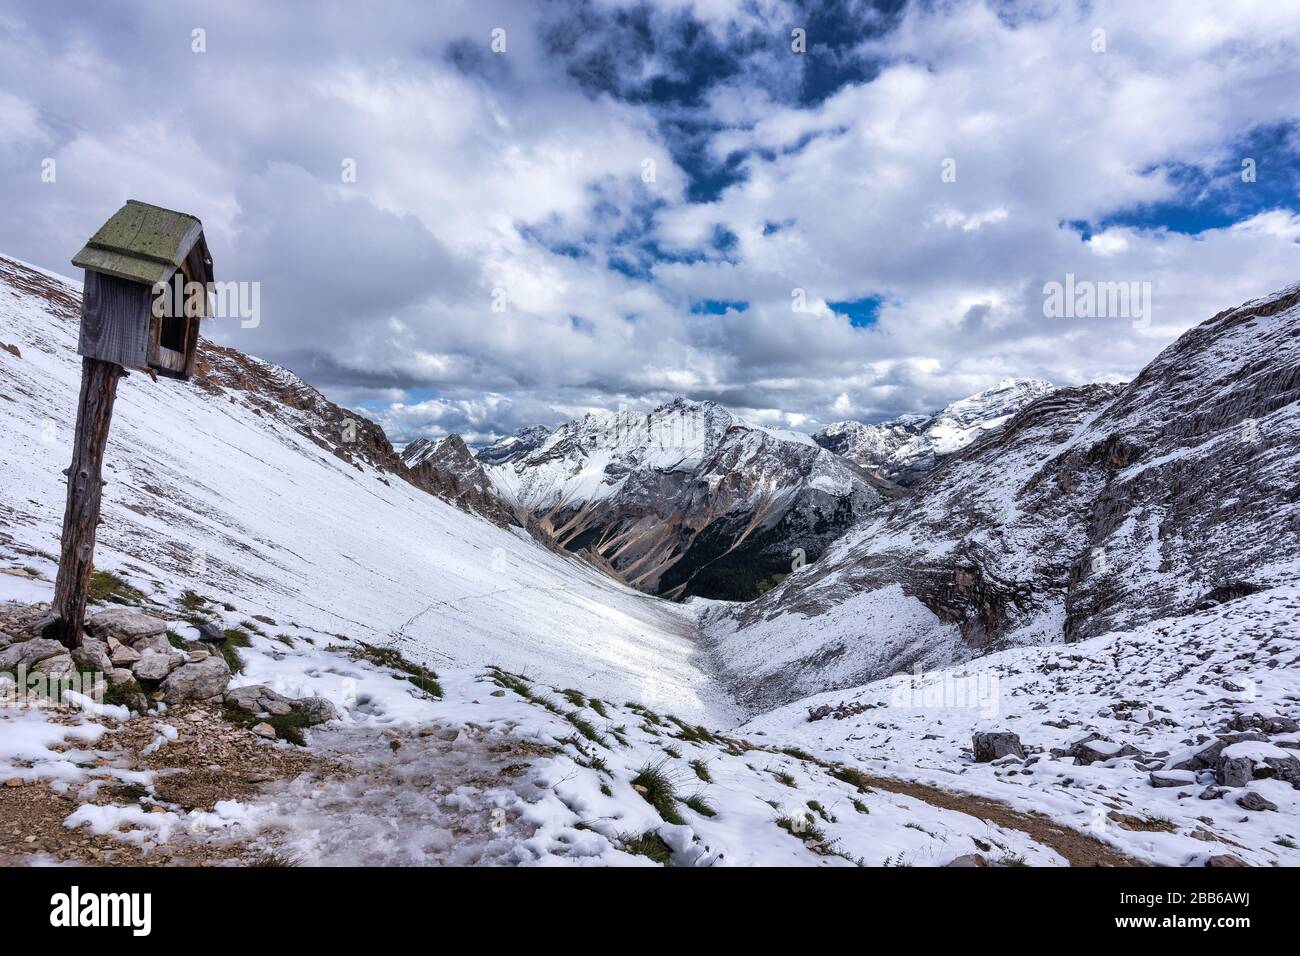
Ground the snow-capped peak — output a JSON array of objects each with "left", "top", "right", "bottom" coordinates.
[{"left": 814, "top": 378, "right": 1055, "bottom": 485}]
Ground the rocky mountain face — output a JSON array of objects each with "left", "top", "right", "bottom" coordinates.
[
  {"left": 484, "top": 398, "right": 897, "bottom": 600},
  {"left": 813, "top": 379, "right": 1054, "bottom": 485},
  {"left": 704, "top": 286, "right": 1300, "bottom": 711},
  {"left": 401, "top": 436, "right": 517, "bottom": 528},
  {"left": 475, "top": 425, "right": 551, "bottom": 465}
]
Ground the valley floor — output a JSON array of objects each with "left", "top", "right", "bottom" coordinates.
[{"left": 3, "top": 568, "right": 1296, "bottom": 866}]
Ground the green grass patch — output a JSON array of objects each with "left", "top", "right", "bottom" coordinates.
[
  {"left": 560, "top": 688, "right": 586, "bottom": 708},
  {"left": 683, "top": 793, "right": 716, "bottom": 818},
  {"left": 776, "top": 813, "right": 828, "bottom": 850},
  {"left": 87, "top": 570, "right": 144, "bottom": 606},
  {"left": 165, "top": 630, "right": 186, "bottom": 649},
  {"left": 773, "top": 769, "right": 797, "bottom": 788},
  {"left": 619, "top": 831, "right": 673, "bottom": 866},
  {"left": 178, "top": 590, "right": 207, "bottom": 612},
  {"left": 631, "top": 762, "right": 684, "bottom": 826}
]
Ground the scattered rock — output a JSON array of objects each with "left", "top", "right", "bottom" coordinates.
[
  {"left": 71, "top": 638, "right": 113, "bottom": 674},
  {"left": 160, "top": 653, "right": 231, "bottom": 704},
  {"left": 107, "top": 668, "right": 136, "bottom": 687},
  {"left": 973, "top": 731, "right": 1026, "bottom": 762},
  {"left": 1217, "top": 756, "right": 1254, "bottom": 788},
  {"left": 251, "top": 722, "right": 276, "bottom": 739},
  {"left": 0, "top": 638, "right": 66, "bottom": 671},
  {"left": 294, "top": 696, "right": 337, "bottom": 726},
  {"left": 87, "top": 608, "right": 167, "bottom": 643},
  {"left": 1149, "top": 769, "right": 1196, "bottom": 789},
  {"left": 196, "top": 622, "right": 226, "bottom": 644},
  {"left": 109, "top": 642, "right": 141, "bottom": 667},
  {"left": 132, "top": 653, "right": 178, "bottom": 682},
  {"left": 944, "top": 853, "right": 989, "bottom": 867},
  {"left": 1236, "top": 792, "right": 1277, "bottom": 812},
  {"left": 1224, "top": 712, "right": 1299, "bottom": 735},
  {"left": 32, "top": 654, "right": 75, "bottom": 679},
  {"left": 1206, "top": 854, "right": 1248, "bottom": 867}
]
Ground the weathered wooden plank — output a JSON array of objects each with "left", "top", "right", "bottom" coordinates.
[
  {"left": 78, "top": 271, "right": 151, "bottom": 370},
  {"left": 49, "top": 357, "right": 123, "bottom": 648}
]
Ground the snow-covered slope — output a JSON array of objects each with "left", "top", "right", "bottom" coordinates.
[
  {"left": 704, "top": 285, "right": 1300, "bottom": 711},
  {"left": 744, "top": 583, "right": 1300, "bottom": 867},
  {"left": 814, "top": 379, "right": 1054, "bottom": 485},
  {"left": 0, "top": 256, "right": 724, "bottom": 721},
  {"left": 485, "top": 398, "right": 896, "bottom": 600}
]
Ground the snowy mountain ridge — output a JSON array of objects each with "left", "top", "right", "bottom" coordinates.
[
  {"left": 478, "top": 397, "right": 897, "bottom": 600},
  {"left": 814, "top": 378, "right": 1055, "bottom": 485}
]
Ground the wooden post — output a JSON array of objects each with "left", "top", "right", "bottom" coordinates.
[{"left": 49, "top": 357, "right": 123, "bottom": 648}]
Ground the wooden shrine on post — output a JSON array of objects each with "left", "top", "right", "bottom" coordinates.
[{"left": 46, "top": 201, "right": 214, "bottom": 648}]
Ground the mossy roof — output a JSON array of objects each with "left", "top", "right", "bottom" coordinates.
[{"left": 72, "top": 200, "right": 209, "bottom": 286}]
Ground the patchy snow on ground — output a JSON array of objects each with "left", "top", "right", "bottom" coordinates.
[{"left": 743, "top": 583, "right": 1300, "bottom": 866}]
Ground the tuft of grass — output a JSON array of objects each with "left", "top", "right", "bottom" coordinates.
[
  {"left": 666, "top": 715, "right": 719, "bottom": 745},
  {"left": 560, "top": 688, "right": 586, "bottom": 708},
  {"left": 999, "top": 855, "right": 1028, "bottom": 867},
  {"left": 357, "top": 641, "right": 442, "bottom": 698},
  {"left": 828, "top": 765, "right": 875, "bottom": 793},
  {"left": 565, "top": 711, "right": 606, "bottom": 746},
  {"left": 275, "top": 633, "right": 295, "bottom": 647},
  {"left": 221, "top": 602, "right": 236, "bottom": 612},
  {"left": 250, "top": 851, "right": 301, "bottom": 867},
  {"left": 178, "top": 590, "right": 207, "bottom": 612},
  {"left": 620, "top": 831, "right": 673, "bottom": 866},
  {"left": 689, "top": 759, "right": 712, "bottom": 782},
  {"left": 111, "top": 783, "right": 149, "bottom": 803},
  {"left": 631, "top": 762, "right": 684, "bottom": 825},
  {"left": 224, "top": 628, "right": 253, "bottom": 647},
  {"left": 773, "top": 769, "right": 798, "bottom": 788},
  {"left": 103, "top": 677, "right": 144, "bottom": 709},
  {"left": 683, "top": 793, "right": 717, "bottom": 818},
  {"left": 776, "top": 813, "right": 829, "bottom": 850},
  {"left": 851, "top": 798, "right": 870, "bottom": 815},
  {"left": 599, "top": 783, "right": 613, "bottom": 797},
  {"left": 240, "top": 619, "right": 267, "bottom": 637},
  {"left": 1274, "top": 837, "right": 1298, "bottom": 849},
  {"left": 88, "top": 570, "right": 144, "bottom": 606},
  {"left": 663, "top": 745, "right": 682, "bottom": 759},
  {"left": 807, "top": 800, "right": 834, "bottom": 823},
  {"left": 587, "top": 698, "right": 608, "bottom": 718},
  {"left": 165, "top": 630, "right": 186, "bottom": 649}
]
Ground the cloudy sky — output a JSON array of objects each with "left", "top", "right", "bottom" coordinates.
[{"left": 3, "top": 0, "right": 1299, "bottom": 445}]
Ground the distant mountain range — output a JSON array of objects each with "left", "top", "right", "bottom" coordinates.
[
  {"left": 702, "top": 284, "right": 1300, "bottom": 710},
  {"left": 812, "top": 379, "right": 1054, "bottom": 485}
]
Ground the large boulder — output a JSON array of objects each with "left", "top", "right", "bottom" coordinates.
[
  {"left": 161, "top": 653, "right": 231, "bottom": 703},
  {"left": 86, "top": 608, "right": 167, "bottom": 644},
  {"left": 0, "top": 638, "right": 66, "bottom": 671},
  {"left": 32, "top": 653, "right": 75, "bottom": 679},
  {"left": 973, "top": 731, "right": 1026, "bottom": 762}
]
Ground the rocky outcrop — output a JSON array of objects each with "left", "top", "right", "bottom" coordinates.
[{"left": 402, "top": 435, "right": 517, "bottom": 528}]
